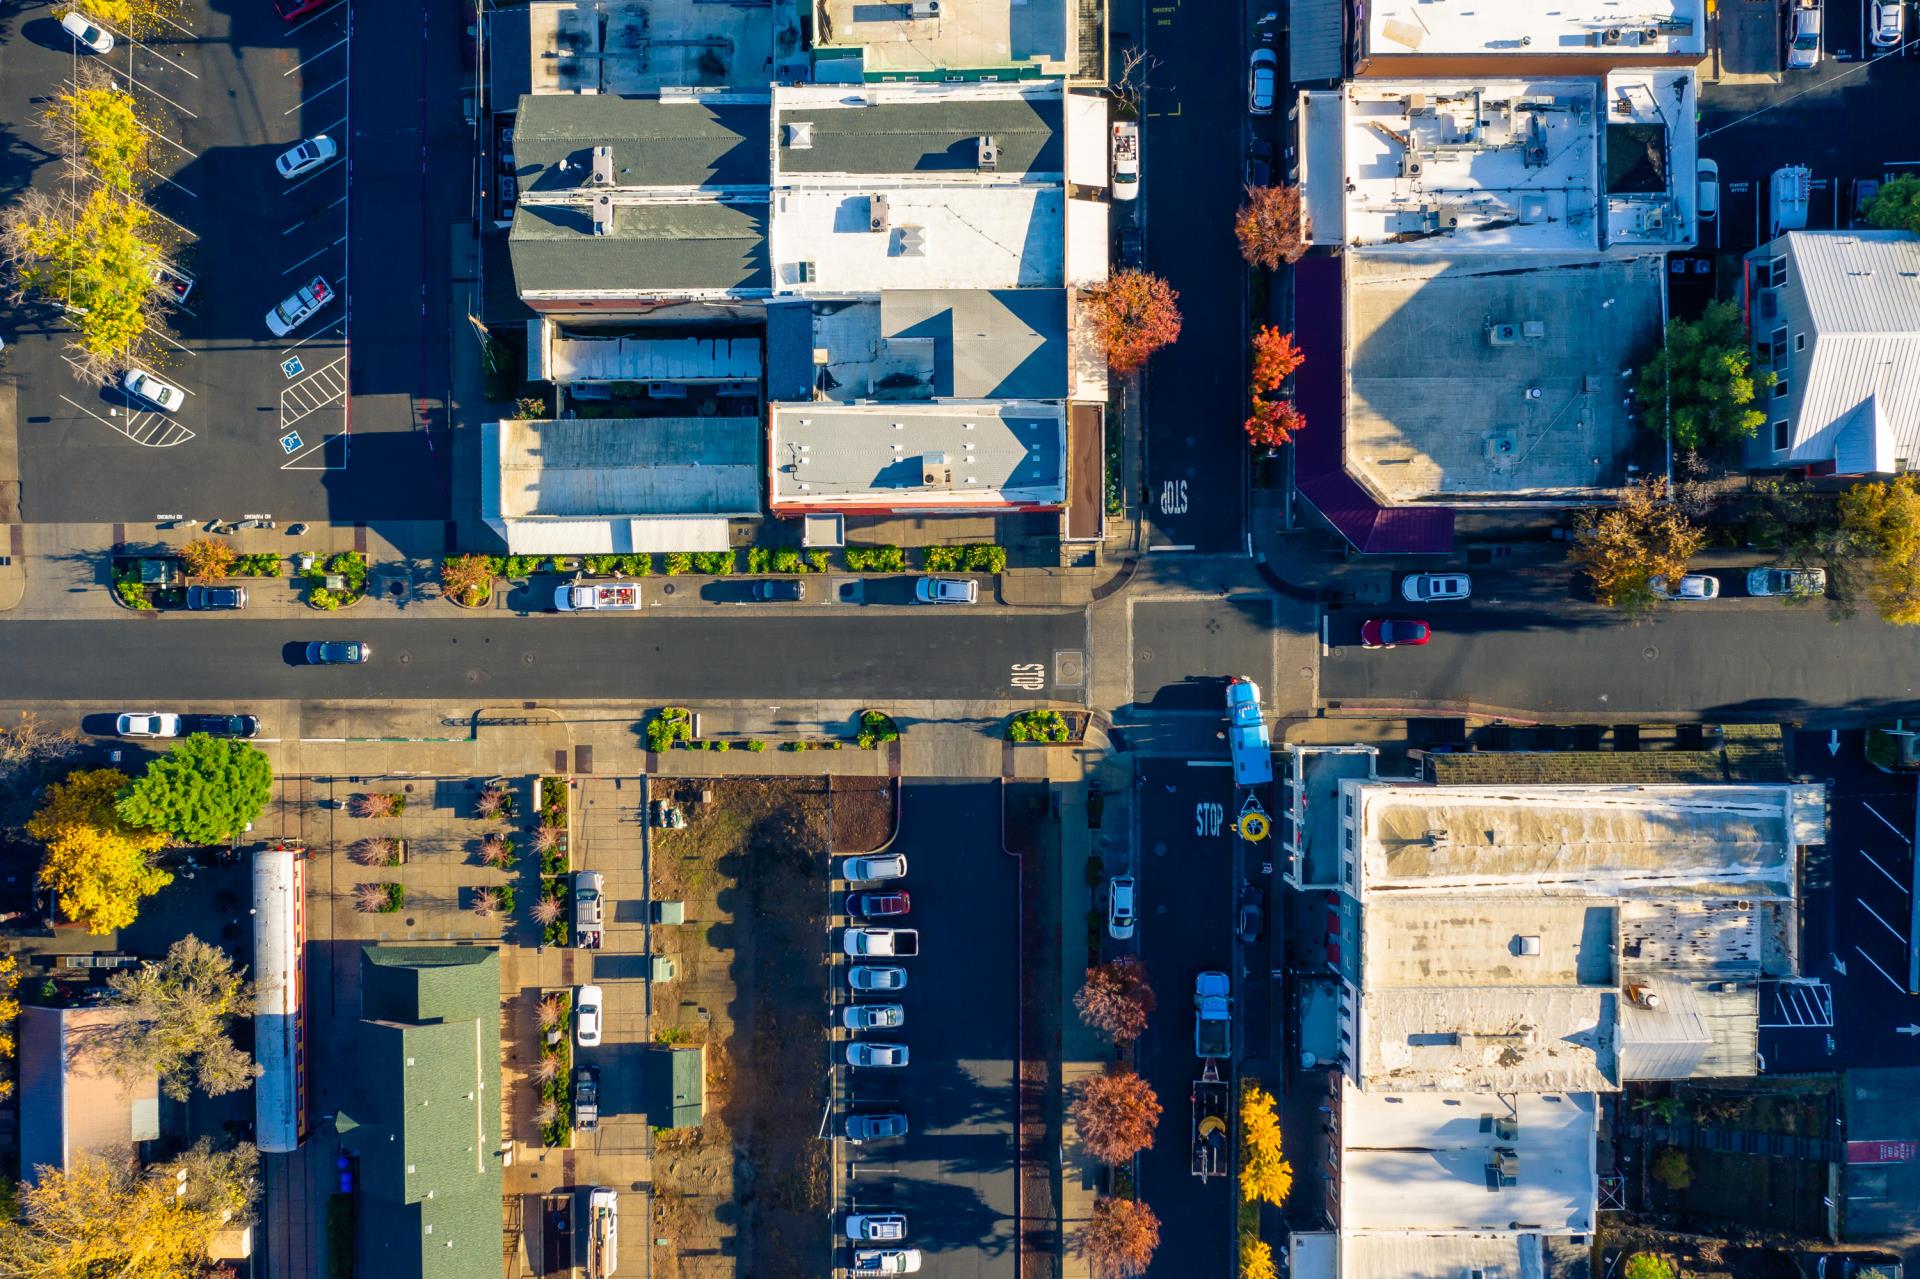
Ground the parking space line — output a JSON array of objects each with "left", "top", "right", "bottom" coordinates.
[
  {"left": 118, "top": 73, "right": 199, "bottom": 121},
  {"left": 286, "top": 3, "right": 347, "bottom": 34},
  {"left": 278, "top": 319, "right": 345, "bottom": 357},
  {"left": 1861, "top": 801, "right": 1912, "bottom": 844},
  {"left": 1860, "top": 847, "right": 1911, "bottom": 894},
  {"left": 1855, "top": 944, "right": 1908, "bottom": 993},
  {"left": 1857, "top": 896, "right": 1909, "bottom": 944},
  {"left": 284, "top": 37, "right": 349, "bottom": 75},
  {"left": 284, "top": 237, "right": 346, "bottom": 278},
  {"left": 56, "top": 394, "right": 196, "bottom": 448},
  {"left": 151, "top": 168, "right": 199, "bottom": 200},
  {"left": 281, "top": 196, "right": 346, "bottom": 236},
  {"left": 285, "top": 78, "right": 347, "bottom": 114},
  {"left": 284, "top": 161, "right": 345, "bottom": 195},
  {"left": 128, "top": 37, "right": 198, "bottom": 79}
]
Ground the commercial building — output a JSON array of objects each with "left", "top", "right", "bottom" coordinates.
[
  {"left": 17, "top": 1006, "right": 160, "bottom": 1181},
  {"left": 1742, "top": 230, "right": 1920, "bottom": 473}
]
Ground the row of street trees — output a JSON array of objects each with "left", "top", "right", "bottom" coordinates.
[{"left": 0, "top": 66, "right": 178, "bottom": 380}]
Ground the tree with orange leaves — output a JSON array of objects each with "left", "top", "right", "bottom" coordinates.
[
  {"left": 1235, "top": 185, "right": 1308, "bottom": 270},
  {"left": 1071, "top": 1068, "right": 1163, "bottom": 1164},
  {"left": 1250, "top": 326, "right": 1305, "bottom": 394},
  {"left": 1081, "top": 1196, "right": 1161, "bottom": 1278},
  {"left": 1244, "top": 400, "right": 1306, "bottom": 450},
  {"left": 1083, "top": 270, "right": 1182, "bottom": 375}
]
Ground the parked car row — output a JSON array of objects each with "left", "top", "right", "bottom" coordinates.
[
  {"left": 838, "top": 850, "right": 920, "bottom": 1272},
  {"left": 114, "top": 711, "right": 261, "bottom": 738}
]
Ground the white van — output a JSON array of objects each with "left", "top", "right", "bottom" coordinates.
[{"left": 1771, "top": 165, "right": 1812, "bottom": 237}]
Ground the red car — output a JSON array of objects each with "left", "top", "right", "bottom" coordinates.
[
  {"left": 850, "top": 891, "right": 911, "bottom": 919},
  {"left": 1360, "top": 619, "right": 1430, "bottom": 649},
  {"left": 275, "top": 0, "right": 338, "bottom": 20}
]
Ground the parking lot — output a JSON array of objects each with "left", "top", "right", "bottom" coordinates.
[
  {"left": 0, "top": 0, "right": 458, "bottom": 524},
  {"left": 833, "top": 781, "right": 1018, "bottom": 1279}
]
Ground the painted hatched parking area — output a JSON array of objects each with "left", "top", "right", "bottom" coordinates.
[{"left": 280, "top": 355, "right": 347, "bottom": 427}]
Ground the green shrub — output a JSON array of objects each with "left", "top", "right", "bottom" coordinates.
[
  {"left": 692, "top": 550, "right": 736, "bottom": 575},
  {"left": 585, "top": 555, "right": 618, "bottom": 575},
  {"left": 923, "top": 545, "right": 964, "bottom": 572},
  {"left": 771, "top": 548, "right": 803, "bottom": 573},
  {"left": 845, "top": 545, "right": 906, "bottom": 572},
  {"left": 544, "top": 918, "right": 570, "bottom": 947},
  {"left": 829, "top": 741, "right": 845, "bottom": 750},
  {"left": 713, "top": 740, "right": 731, "bottom": 752},
  {"left": 855, "top": 710, "right": 901, "bottom": 750},
  {"left": 502, "top": 555, "right": 541, "bottom": 578},
  {"left": 233, "top": 553, "right": 283, "bottom": 577},
  {"left": 783, "top": 741, "right": 807, "bottom": 751},
  {"left": 541, "top": 776, "right": 568, "bottom": 825},
  {"left": 325, "top": 552, "right": 368, "bottom": 592},
  {"left": 496, "top": 884, "right": 518, "bottom": 914},
  {"left": 545, "top": 557, "right": 568, "bottom": 573},
  {"left": 806, "top": 551, "right": 831, "bottom": 572},
  {"left": 116, "top": 580, "right": 152, "bottom": 610},
  {"left": 1008, "top": 709, "right": 1072, "bottom": 743},
  {"left": 646, "top": 707, "right": 693, "bottom": 752},
  {"left": 746, "top": 547, "right": 772, "bottom": 573},
  {"left": 746, "top": 739, "right": 767, "bottom": 752},
  {"left": 1624, "top": 1257, "right": 1676, "bottom": 1279},
  {"left": 964, "top": 543, "right": 1008, "bottom": 573},
  {"left": 381, "top": 883, "right": 405, "bottom": 913},
  {"left": 309, "top": 587, "right": 343, "bottom": 610},
  {"left": 664, "top": 552, "right": 692, "bottom": 576},
  {"left": 619, "top": 554, "right": 652, "bottom": 576}
]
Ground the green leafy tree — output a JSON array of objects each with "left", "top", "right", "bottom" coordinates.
[
  {"left": 117, "top": 735, "right": 273, "bottom": 845},
  {"left": 103, "top": 936, "right": 261, "bottom": 1102},
  {"left": 1862, "top": 174, "right": 1920, "bottom": 233},
  {"left": 1635, "top": 301, "right": 1773, "bottom": 450},
  {"left": 1625, "top": 1255, "right": 1677, "bottom": 1279}
]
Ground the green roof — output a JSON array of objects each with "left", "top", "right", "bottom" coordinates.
[
  {"left": 352, "top": 947, "right": 503, "bottom": 1279},
  {"left": 777, "top": 97, "right": 1062, "bottom": 177},
  {"left": 513, "top": 94, "right": 770, "bottom": 191},
  {"left": 509, "top": 201, "right": 770, "bottom": 296},
  {"left": 1425, "top": 726, "right": 1787, "bottom": 786},
  {"left": 649, "top": 1046, "right": 706, "bottom": 1129}
]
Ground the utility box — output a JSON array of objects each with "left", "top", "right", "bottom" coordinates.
[{"left": 652, "top": 901, "right": 686, "bottom": 925}]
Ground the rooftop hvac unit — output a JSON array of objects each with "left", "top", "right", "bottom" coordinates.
[
  {"left": 1493, "top": 1149, "right": 1520, "bottom": 1177},
  {"left": 1522, "top": 320, "right": 1546, "bottom": 339},
  {"left": 797, "top": 260, "right": 817, "bottom": 283},
  {"left": 921, "top": 452, "right": 953, "bottom": 486},
  {"left": 869, "top": 195, "right": 891, "bottom": 232},
  {"left": 783, "top": 122, "right": 814, "bottom": 149},
  {"left": 1489, "top": 323, "right": 1520, "bottom": 346},
  {"left": 587, "top": 145, "right": 615, "bottom": 188},
  {"left": 591, "top": 194, "right": 614, "bottom": 236},
  {"left": 976, "top": 135, "right": 999, "bottom": 170},
  {"left": 909, "top": 0, "right": 940, "bottom": 16}
]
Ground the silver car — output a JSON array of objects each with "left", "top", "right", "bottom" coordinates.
[
  {"left": 1401, "top": 573, "right": 1471, "bottom": 603},
  {"left": 1747, "top": 566, "right": 1827, "bottom": 598},
  {"left": 1248, "top": 47, "right": 1277, "bottom": 114}
]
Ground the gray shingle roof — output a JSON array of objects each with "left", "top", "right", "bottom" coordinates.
[
  {"left": 510, "top": 201, "right": 770, "bottom": 295},
  {"left": 513, "top": 94, "right": 770, "bottom": 192},
  {"left": 880, "top": 289, "right": 1067, "bottom": 398},
  {"left": 778, "top": 97, "right": 1062, "bottom": 176}
]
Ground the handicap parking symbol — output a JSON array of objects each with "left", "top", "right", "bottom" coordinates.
[
  {"left": 279, "top": 431, "right": 303, "bottom": 456},
  {"left": 280, "top": 356, "right": 304, "bottom": 379}
]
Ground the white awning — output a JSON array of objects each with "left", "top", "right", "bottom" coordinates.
[
  {"left": 1066, "top": 198, "right": 1110, "bottom": 289},
  {"left": 491, "top": 517, "right": 733, "bottom": 554},
  {"left": 1065, "top": 92, "right": 1110, "bottom": 189}
]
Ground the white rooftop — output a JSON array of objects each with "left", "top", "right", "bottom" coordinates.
[
  {"left": 1359, "top": 984, "right": 1616, "bottom": 1092},
  {"left": 1341, "top": 1234, "right": 1557, "bottom": 1279},
  {"left": 1366, "top": 0, "right": 1705, "bottom": 58},
  {"left": 769, "top": 186, "right": 1063, "bottom": 292},
  {"left": 1349, "top": 782, "right": 1819, "bottom": 899},
  {"left": 1340, "top": 81, "right": 1602, "bottom": 252},
  {"left": 1340, "top": 1082, "right": 1598, "bottom": 1233},
  {"left": 768, "top": 400, "right": 1066, "bottom": 512}
]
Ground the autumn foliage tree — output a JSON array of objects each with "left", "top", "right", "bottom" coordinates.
[
  {"left": 1075, "top": 958, "right": 1156, "bottom": 1044},
  {"left": 1235, "top": 184, "right": 1308, "bottom": 271},
  {"left": 28, "top": 767, "right": 171, "bottom": 935},
  {"left": 1242, "top": 1235, "right": 1280, "bottom": 1279},
  {"left": 441, "top": 553, "right": 496, "bottom": 607},
  {"left": 2, "top": 186, "right": 168, "bottom": 378},
  {"left": 1081, "top": 1196, "right": 1160, "bottom": 1279},
  {"left": 1250, "top": 327, "right": 1304, "bottom": 394},
  {"left": 1071, "top": 1068, "right": 1163, "bottom": 1164},
  {"left": 1569, "top": 478, "right": 1707, "bottom": 612},
  {"left": 1084, "top": 270, "right": 1182, "bottom": 375},
  {"left": 1838, "top": 472, "right": 1920, "bottom": 625},
  {"left": 44, "top": 74, "right": 153, "bottom": 193},
  {"left": 56, "top": 0, "right": 190, "bottom": 40},
  {"left": 179, "top": 537, "right": 236, "bottom": 581},
  {"left": 1245, "top": 397, "right": 1307, "bottom": 449},
  {"left": 104, "top": 935, "right": 263, "bottom": 1102},
  {"left": 1243, "top": 327, "right": 1307, "bottom": 448},
  {"left": 1240, "top": 1081, "right": 1295, "bottom": 1208}
]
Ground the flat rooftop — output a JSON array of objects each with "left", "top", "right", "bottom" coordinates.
[
  {"left": 774, "top": 84, "right": 1064, "bottom": 178},
  {"left": 1360, "top": 984, "right": 1616, "bottom": 1092},
  {"left": 1364, "top": 900, "right": 1616, "bottom": 990},
  {"left": 1341, "top": 1082, "right": 1598, "bottom": 1233},
  {"left": 1351, "top": 782, "right": 1819, "bottom": 899},
  {"left": 768, "top": 400, "right": 1065, "bottom": 510},
  {"left": 1346, "top": 253, "right": 1661, "bottom": 502},
  {"left": 799, "top": 291, "right": 1067, "bottom": 402},
  {"left": 1286, "top": 745, "right": 1378, "bottom": 887},
  {"left": 527, "top": 0, "right": 790, "bottom": 94},
  {"left": 1366, "top": 0, "right": 1705, "bottom": 58},
  {"left": 1341, "top": 1233, "right": 1590, "bottom": 1279},
  {"left": 1341, "top": 81, "right": 1601, "bottom": 253},
  {"left": 814, "top": 0, "right": 1070, "bottom": 76},
  {"left": 487, "top": 417, "right": 761, "bottom": 519},
  {"left": 770, "top": 186, "right": 1061, "bottom": 291}
]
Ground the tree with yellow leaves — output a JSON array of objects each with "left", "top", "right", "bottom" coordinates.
[
  {"left": 0, "top": 954, "right": 21, "bottom": 1101},
  {"left": 1241, "top": 1233, "right": 1279, "bottom": 1279},
  {"left": 1838, "top": 473, "right": 1920, "bottom": 625},
  {"left": 28, "top": 768, "right": 171, "bottom": 935},
  {"left": 1568, "top": 478, "right": 1706, "bottom": 613},
  {"left": 42, "top": 72, "right": 152, "bottom": 193},
  {"left": 53, "top": 0, "right": 188, "bottom": 40},
  {"left": 0, "top": 1143, "right": 257, "bottom": 1279},
  {"left": 0, "top": 185, "right": 167, "bottom": 380},
  {"left": 1240, "top": 1080, "right": 1294, "bottom": 1208}
]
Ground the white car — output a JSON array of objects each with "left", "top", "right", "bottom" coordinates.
[
  {"left": 845, "top": 1211, "right": 909, "bottom": 1240},
  {"left": 842, "top": 853, "right": 907, "bottom": 882},
  {"left": 1696, "top": 157, "right": 1720, "bottom": 225},
  {"left": 1650, "top": 573, "right": 1720, "bottom": 601},
  {"left": 842, "top": 1003, "right": 905, "bottom": 1031},
  {"left": 846, "top": 1042, "right": 909, "bottom": 1068},
  {"left": 1871, "top": 0, "right": 1905, "bottom": 46},
  {"left": 1786, "top": 2, "right": 1822, "bottom": 69},
  {"left": 843, "top": 1115, "right": 909, "bottom": 1146},
  {"left": 1107, "top": 875, "right": 1136, "bottom": 941},
  {"left": 853, "top": 1250, "right": 923, "bottom": 1275},
  {"left": 265, "top": 275, "right": 336, "bottom": 338},
  {"left": 848, "top": 965, "right": 907, "bottom": 992},
  {"left": 60, "top": 10, "right": 113, "bottom": 53},
  {"left": 1747, "top": 566, "right": 1828, "bottom": 598},
  {"left": 116, "top": 712, "right": 182, "bottom": 738},
  {"left": 121, "top": 368, "right": 185, "bottom": 412},
  {"left": 574, "top": 984, "right": 603, "bottom": 1047},
  {"left": 913, "top": 576, "right": 977, "bottom": 604},
  {"left": 1400, "top": 572, "right": 1471, "bottom": 603},
  {"left": 1111, "top": 121, "right": 1140, "bottom": 201},
  {"left": 275, "top": 134, "right": 337, "bottom": 179}
]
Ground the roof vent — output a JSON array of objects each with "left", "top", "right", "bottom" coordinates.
[
  {"left": 895, "top": 225, "right": 925, "bottom": 257},
  {"left": 1515, "top": 935, "right": 1542, "bottom": 956},
  {"left": 796, "top": 260, "right": 816, "bottom": 283},
  {"left": 1489, "top": 323, "right": 1520, "bottom": 346},
  {"left": 783, "top": 122, "right": 813, "bottom": 149},
  {"left": 977, "top": 135, "right": 999, "bottom": 170},
  {"left": 921, "top": 452, "right": 952, "bottom": 486},
  {"left": 910, "top": 0, "right": 940, "bottom": 17},
  {"left": 591, "top": 194, "right": 614, "bottom": 236},
  {"left": 869, "top": 195, "right": 891, "bottom": 232},
  {"left": 587, "top": 145, "right": 615, "bottom": 188}
]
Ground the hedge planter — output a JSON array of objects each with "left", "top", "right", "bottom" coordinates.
[{"left": 1007, "top": 709, "right": 1087, "bottom": 745}]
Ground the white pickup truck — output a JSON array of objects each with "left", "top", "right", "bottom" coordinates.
[
  {"left": 843, "top": 927, "right": 919, "bottom": 958},
  {"left": 555, "top": 582, "right": 642, "bottom": 612}
]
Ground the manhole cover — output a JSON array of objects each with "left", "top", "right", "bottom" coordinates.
[
  {"left": 466, "top": 669, "right": 489, "bottom": 683},
  {"left": 662, "top": 584, "right": 676, "bottom": 595},
  {"left": 1136, "top": 647, "right": 1154, "bottom": 663},
  {"left": 1152, "top": 841, "right": 1167, "bottom": 856},
  {"left": 1643, "top": 646, "right": 1659, "bottom": 661},
  {"left": 523, "top": 652, "right": 537, "bottom": 664},
  {"left": 397, "top": 652, "right": 411, "bottom": 664},
  {"left": 388, "top": 582, "right": 404, "bottom": 597}
]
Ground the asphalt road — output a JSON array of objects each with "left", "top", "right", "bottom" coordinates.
[
  {"left": 1137, "top": 0, "right": 1247, "bottom": 552},
  {"left": 1762, "top": 730, "right": 1920, "bottom": 1071},
  {"left": 1320, "top": 602, "right": 1920, "bottom": 721},
  {"left": 838, "top": 781, "right": 1017, "bottom": 1279},
  {"left": 0, "top": 613, "right": 1087, "bottom": 703},
  {"left": 1133, "top": 757, "right": 1236, "bottom": 1279}
]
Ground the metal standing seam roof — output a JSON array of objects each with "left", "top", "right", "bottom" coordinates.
[
  {"left": 512, "top": 94, "right": 771, "bottom": 192},
  {"left": 775, "top": 96, "right": 1064, "bottom": 177},
  {"left": 509, "top": 201, "right": 771, "bottom": 295}
]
